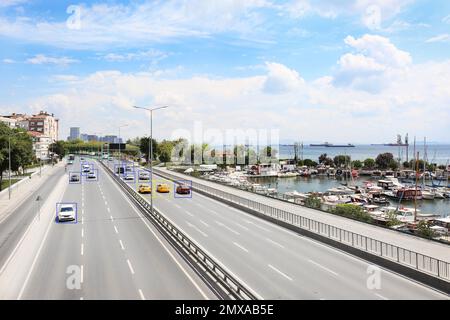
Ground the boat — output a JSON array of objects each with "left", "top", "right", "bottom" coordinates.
[
  {"left": 310, "top": 142, "right": 355, "bottom": 147},
  {"left": 326, "top": 186, "right": 354, "bottom": 195}
]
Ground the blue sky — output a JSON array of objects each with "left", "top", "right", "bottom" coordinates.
[{"left": 1, "top": 0, "right": 450, "bottom": 143}]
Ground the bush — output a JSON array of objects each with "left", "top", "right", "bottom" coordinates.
[
  {"left": 332, "top": 204, "right": 372, "bottom": 223},
  {"left": 416, "top": 220, "right": 436, "bottom": 239},
  {"left": 304, "top": 196, "right": 321, "bottom": 209}
]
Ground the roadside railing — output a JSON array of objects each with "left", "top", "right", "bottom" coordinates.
[
  {"left": 99, "top": 160, "right": 258, "bottom": 300},
  {"left": 153, "top": 167, "right": 450, "bottom": 283}
]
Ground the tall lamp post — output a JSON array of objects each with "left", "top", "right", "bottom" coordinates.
[
  {"left": 133, "top": 105, "right": 169, "bottom": 214},
  {"left": 118, "top": 124, "right": 128, "bottom": 165},
  {"left": 8, "top": 132, "right": 26, "bottom": 200}
]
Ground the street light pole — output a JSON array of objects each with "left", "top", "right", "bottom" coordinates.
[
  {"left": 118, "top": 124, "right": 128, "bottom": 167},
  {"left": 133, "top": 106, "right": 169, "bottom": 215},
  {"left": 8, "top": 132, "right": 25, "bottom": 200}
]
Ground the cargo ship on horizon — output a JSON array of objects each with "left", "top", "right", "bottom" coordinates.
[{"left": 310, "top": 142, "right": 355, "bottom": 148}]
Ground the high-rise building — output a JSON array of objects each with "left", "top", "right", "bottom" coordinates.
[{"left": 69, "top": 127, "right": 80, "bottom": 141}]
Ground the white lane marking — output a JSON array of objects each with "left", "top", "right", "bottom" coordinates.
[
  {"left": 119, "top": 240, "right": 125, "bottom": 251},
  {"left": 110, "top": 215, "right": 114, "bottom": 221},
  {"left": 265, "top": 238, "right": 285, "bottom": 249},
  {"left": 104, "top": 200, "right": 108, "bottom": 206},
  {"left": 308, "top": 259, "right": 339, "bottom": 276},
  {"left": 126, "top": 259, "right": 135, "bottom": 275},
  {"left": 186, "top": 221, "right": 208, "bottom": 237},
  {"left": 174, "top": 204, "right": 181, "bottom": 209},
  {"left": 114, "top": 226, "right": 119, "bottom": 234},
  {"left": 81, "top": 216, "right": 84, "bottom": 225},
  {"left": 199, "top": 220, "right": 209, "bottom": 227},
  {"left": 16, "top": 205, "right": 56, "bottom": 299},
  {"left": 194, "top": 202, "right": 205, "bottom": 209},
  {"left": 215, "top": 220, "right": 240, "bottom": 235},
  {"left": 233, "top": 242, "right": 249, "bottom": 253},
  {"left": 139, "top": 289, "right": 145, "bottom": 300},
  {"left": 102, "top": 161, "right": 210, "bottom": 300},
  {"left": 80, "top": 297, "right": 84, "bottom": 300},
  {"left": 81, "top": 265, "right": 84, "bottom": 283},
  {"left": 375, "top": 293, "right": 389, "bottom": 300},
  {"left": 107, "top": 207, "right": 111, "bottom": 213},
  {"left": 81, "top": 228, "right": 84, "bottom": 238},
  {"left": 233, "top": 222, "right": 249, "bottom": 231},
  {"left": 81, "top": 243, "right": 84, "bottom": 256},
  {"left": 268, "top": 264, "right": 293, "bottom": 281},
  {"left": 209, "top": 210, "right": 220, "bottom": 216},
  {"left": 184, "top": 210, "right": 194, "bottom": 217},
  {"left": 243, "top": 219, "right": 271, "bottom": 233}
]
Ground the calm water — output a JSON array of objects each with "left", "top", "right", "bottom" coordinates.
[
  {"left": 249, "top": 176, "right": 450, "bottom": 217},
  {"left": 278, "top": 144, "right": 450, "bottom": 165}
]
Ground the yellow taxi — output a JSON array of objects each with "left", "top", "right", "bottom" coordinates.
[
  {"left": 138, "top": 184, "right": 152, "bottom": 194},
  {"left": 156, "top": 183, "right": 170, "bottom": 193}
]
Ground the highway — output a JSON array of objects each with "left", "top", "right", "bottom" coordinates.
[
  {"left": 3, "top": 157, "right": 215, "bottom": 300},
  {"left": 108, "top": 159, "right": 449, "bottom": 300}
]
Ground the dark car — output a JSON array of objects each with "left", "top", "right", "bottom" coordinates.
[
  {"left": 116, "top": 167, "right": 125, "bottom": 174},
  {"left": 176, "top": 184, "right": 191, "bottom": 195},
  {"left": 70, "top": 174, "right": 80, "bottom": 182}
]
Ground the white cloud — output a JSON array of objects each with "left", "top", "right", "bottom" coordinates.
[
  {"left": 2, "top": 58, "right": 15, "bottom": 64},
  {"left": 26, "top": 54, "right": 79, "bottom": 66},
  {"left": 263, "top": 62, "right": 305, "bottom": 94},
  {"left": 443, "top": 14, "right": 450, "bottom": 24},
  {"left": 426, "top": 34, "right": 450, "bottom": 43},
  {"left": 333, "top": 34, "right": 412, "bottom": 92},
  {"left": 18, "top": 49, "right": 450, "bottom": 144},
  {"left": 102, "top": 49, "right": 168, "bottom": 63},
  {"left": 0, "top": 0, "right": 28, "bottom": 7},
  {"left": 0, "top": 0, "right": 272, "bottom": 49}
]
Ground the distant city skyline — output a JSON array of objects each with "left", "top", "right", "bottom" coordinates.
[{"left": 1, "top": 1, "right": 449, "bottom": 143}]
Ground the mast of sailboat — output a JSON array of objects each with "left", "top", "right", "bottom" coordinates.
[
  {"left": 414, "top": 151, "right": 420, "bottom": 222},
  {"left": 423, "top": 137, "right": 427, "bottom": 187}
]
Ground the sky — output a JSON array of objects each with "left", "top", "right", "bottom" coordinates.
[{"left": 0, "top": 0, "right": 450, "bottom": 144}]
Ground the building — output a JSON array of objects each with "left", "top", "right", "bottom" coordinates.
[
  {"left": 80, "top": 133, "right": 89, "bottom": 142},
  {"left": 28, "top": 111, "right": 59, "bottom": 142},
  {"left": 28, "top": 131, "right": 52, "bottom": 160},
  {"left": 0, "top": 116, "right": 16, "bottom": 128},
  {"left": 68, "top": 127, "right": 80, "bottom": 141},
  {"left": 87, "top": 134, "right": 98, "bottom": 142}
]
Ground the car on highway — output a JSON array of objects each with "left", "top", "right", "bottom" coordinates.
[
  {"left": 138, "top": 171, "right": 150, "bottom": 180},
  {"left": 67, "top": 160, "right": 74, "bottom": 165},
  {"left": 138, "top": 184, "right": 152, "bottom": 194},
  {"left": 123, "top": 173, "right": 134, "bottom": 181},
  {"left": 126, "top": 166, "right": 133, "bottom": 172},
  {"left": 157, "top": 183, "right": 170, "bottom": 193},
  {"left": 58, "top": 204, "right": 76, "bottom": 222},
  {"left": 70, "top": 174, "right": 80, "bottom": 182},
  {"left": 108, "top": 157, "right": 114, "bottom": 161},
  {"left": 87, "top": 172, "right": 97, "bottom": 179},
  {"left": 80, "top": 157, "right": 85, "bottom": 160},
  {"left": 82, "top": 165, "right": 91, "bottom": 173},
  {"left": 116, "top": 167, "right": 125, "bottom": 174},
  {"left": 176, "top": 184, "right": 191, "bottom": 195}
]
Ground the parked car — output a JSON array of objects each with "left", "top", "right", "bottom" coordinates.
[
  {"left": 58, "top": 204, "right": 76, "bottom": 222},
  {"left": 176, "top": 184, "right": 191, "bottom": 195},
  {"left": 138, "top": 184, "right": 152, "bottom": 194}
]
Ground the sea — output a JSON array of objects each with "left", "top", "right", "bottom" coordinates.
[{"left": 277, "top": 144, "right": 450, "bottom": 165}]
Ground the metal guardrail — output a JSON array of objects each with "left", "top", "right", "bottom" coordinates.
[
  {"left": 154, "top": 168, "right": 450, "bottom": 283},
  {"left": 98, "top": 160, "right": 257, "bottom": 300}
]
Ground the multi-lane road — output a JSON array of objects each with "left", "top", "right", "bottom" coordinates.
[
  {"left": 0, "top": 157, "right": 215, "bottom": 300},
  {"left": 107, "top": 159, "right": 448, "bottom": 300},
  {"left": 0, "top": 156, "right": 447, "bottom": 299}
]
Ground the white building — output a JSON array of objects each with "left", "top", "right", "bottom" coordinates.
[
  {"left": 29, "top": 132, "right": 52, "bottom": 160},
  {"left": 0, "top": 116, "right": 16, "bottom": 128}
]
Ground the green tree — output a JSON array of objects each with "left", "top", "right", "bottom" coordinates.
[
  {"left": 375, "top": 153, "right": 394, "bottom": 169},
  {"left": 363, "top": 158, "right": 376, "bottom": 169},
  {"left": 333, "top": 204, "right": 372, "bottom": 223},
  {"left": 352, "top": 160, "right": 363, "bottom": 169},
  {"left": 303, "top": 159, "right": 317, "bottom": 167},
  {"left": 386, "top": 211, "right": 402, "bottom": 227},
  {"left": 158, "top": 140, "right": 175, "bottom": 163},
  {"left": 334, "top": 155, "right": 351, "bottom": 167},
  {"left": 416, "top": 220, "right": 436, "bottom": 239},
  {"left": 50, "top": 141, "right": 67, "bottom": 160},
  {"left": 388, "top": 160, "right": 399, "bottom": 170},
  {"left": 139, "top": 137, "right": 158, "bottom": 163}
]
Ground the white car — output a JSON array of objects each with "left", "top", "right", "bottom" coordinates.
[
  {"left": 82, "top": 164, "right": 91, "bottom": 173},
  {"left": 58, "top": 204, "right": 76, "bottom": 222},
  {"left": 87, "top": 172, "right": 97, "bottom": 179},
  {"left": 123, "top": 174, "right": 134, "bottom": 181},
  {"left": 138, "top": 172, "right": 150, "bottom": 180}
]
